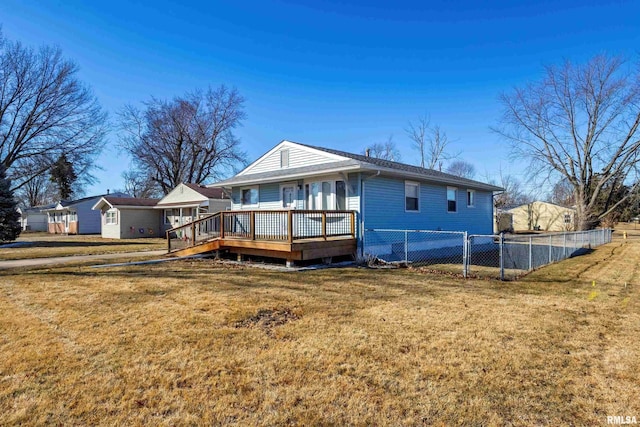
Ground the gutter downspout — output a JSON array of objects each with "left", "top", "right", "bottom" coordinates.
[{"left": 360, "top": 171, "right": 381, "bottom": 257}]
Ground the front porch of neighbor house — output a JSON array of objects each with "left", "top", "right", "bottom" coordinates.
[{"left": 166, "top": 210, "right": 357, "bottom": 265}]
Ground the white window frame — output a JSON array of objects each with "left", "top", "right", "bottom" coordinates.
[
  {"left": 105, "top": 209, "right": 118, "bottom": 225},
  {"left": 241, "top": 186, "right": 259, "bottom": 208},
  {"left": 280, "top": 183, "right": 297, "bottom": 209},
  {"left": 405, "top": 181, "right": 420, "bottom": 212},
  {"left": 467, "top": 189, "right": 475, "bottom": 208},
  {"left": 447, "top": 187, "right": 458, "bottom": 213}
]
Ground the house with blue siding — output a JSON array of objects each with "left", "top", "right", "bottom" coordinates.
[{"left": 200, "top": 140, "right": 502, "bottom": 260}]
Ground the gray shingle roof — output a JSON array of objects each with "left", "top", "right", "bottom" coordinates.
[
  {"left": 299, "top": 143, "right": 503, "bottom": 191},
  {"left": 213, "top": 141, "right": 503, "bottom": 192},
  {"left": 183, "top": 183, "right": 228, "bottom": 199},
  {"left": 103, "top": 197, "right": 160, "bottom": 207}
]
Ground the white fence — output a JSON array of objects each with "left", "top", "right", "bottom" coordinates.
[{"left": 363, "top": 228, "right": 613, "bottom": 280}]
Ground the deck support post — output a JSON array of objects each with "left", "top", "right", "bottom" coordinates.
[
  {"left": 322, "top": 212, "right": 327, "bottom": 240},
  {"left": 237, "top": 253, "right": 244, "bottom": 262},
  {"left": 286, "top": 259, "right": 295, "bottom": 268}
]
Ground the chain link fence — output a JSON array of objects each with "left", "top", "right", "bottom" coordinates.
[{"left": 364, "top": 228, "right": 612, "bottom": 280}]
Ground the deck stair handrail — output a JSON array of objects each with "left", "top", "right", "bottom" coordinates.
[{"left": 166, "top": 210, "right": 356, "bottom": 253}]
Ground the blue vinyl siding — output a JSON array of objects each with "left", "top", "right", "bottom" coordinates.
[
  {"left": 363, "top": 176, "right": 493, "bottom": 235},
  {"left": 232, "top": 183, "right": 282, "bottom": 210}
]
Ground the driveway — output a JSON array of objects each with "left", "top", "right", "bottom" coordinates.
[{"left": 0, "top": 250, "right": 168, "bottom": 269}]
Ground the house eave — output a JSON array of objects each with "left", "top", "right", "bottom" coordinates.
[{"left": 210, "top": 164, "right": 365, "bottom": 188}]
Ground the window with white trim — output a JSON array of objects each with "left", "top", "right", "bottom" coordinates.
[
  {"left": 405, "top": 181, "right": 419, "bottom": 211},
  {"left": 447, "top": 187, "right": 457, "bottom": 212},
  {"left": 105, "top": 209, "right": 117, "bottom": 225},
  {"left": 467, "top": 190, "right": 475, "bottom": 207},
  {"left": 241, "top": 187, "right": 259, "bottom": 207}
]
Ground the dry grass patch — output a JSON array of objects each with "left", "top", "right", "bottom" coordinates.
[
  {"left": 0, "top": 234, "right": 166, "bottom": 260},
  {"left": 0, "top": 239, "right": 638, "bottom": 425}
]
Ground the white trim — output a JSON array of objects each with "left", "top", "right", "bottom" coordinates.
[
  {"left": 105, "top": 208, "right": 118, "bottom": 225},
  {"left": 240, "top": 186, "right": 260, "bottom": 208},
  {"left": 279, "top": 182, "right": 298, "bottom": 209},
  {"left": 405, "top": 180, "right": 420, "bottom": 213},
  {"left": 447, "top": 186, "right": 458, "bottom": 213},
  {"left": 467, "top": 189, "right": 475, "bottom": 208}
]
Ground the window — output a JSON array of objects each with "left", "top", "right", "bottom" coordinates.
[
  {"left": 447, "top": 187, "right": 457, "bottom": 212},
  {"left": 282, "top": 185, "right": 296, "bottom": 208},
  {"left": 467, "top": 190, "right": 475, "bottom": 207},
  {"left": 241, "top": 187, "right": 259, "bottom": 207},
  {"left": 280, "top": 149, "right": 289, "bottom": 168},
  {"left": 305, "top": 180, "right": 345, "bottom": 210},
  {"left": 564, "top": 213, "right": 572, "bottom": 224},
  {"left": 105, "top": 209, "right": 117, "bottom": 225},
  {"left": 405, "top": 181, "right": 419, "bottom": 211},
  {"left": 336, "top": 180, "right": 346, "bottom": 210}
]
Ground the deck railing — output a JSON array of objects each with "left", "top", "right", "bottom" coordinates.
[{"left": 167, "top": 210, "right": 356, "bottom": 252}]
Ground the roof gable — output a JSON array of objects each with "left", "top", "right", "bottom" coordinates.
[
  {"left": 183, "top": 183, "right": 227, "bottom": 199},
  {"left": 157, "top": 183, "right": 218, "bottom": 206},
  {"left": 215, "top": 140, "right": 504, "bottom": 192},
  {"left": 238, "top": 140, "right": 349, "bottom": 176}
]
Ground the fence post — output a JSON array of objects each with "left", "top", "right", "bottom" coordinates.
[
  {"left": 404, "top": 230, "right": 408, "bottom": 263},
  {"left": 463, "top": 231, "right": 468, "bottom": 278},
  {"left": 549, "top": 234, "right": 552, "bottom": 264},
  {"left": 499, "top": 233, "right": 504, "bottom": 281},
  {"left": 563, "top": 233, "right": 566, "bottom": 258},
  {"left": 528, "top": 236, "right": 533, "bottom": 271}
]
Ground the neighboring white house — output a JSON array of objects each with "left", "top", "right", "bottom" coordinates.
[
  {"left": 155, "top": 183, "right": 231, "bottom": 233},
  {"left": 507, "top": 201, "right": 576, "bottom": 232},
  {"left": 42, "top": 192, "right": 129, "bottom": 234},
  {"left": 92, "top": 196, "right": 161, "bottom": 239},
  {"left": 17, "top": 204, "right": 54, "bottom": 232}
]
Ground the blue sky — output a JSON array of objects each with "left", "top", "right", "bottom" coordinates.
[{"left": 1, "top": 0, "right": 639, "bottom": 196}]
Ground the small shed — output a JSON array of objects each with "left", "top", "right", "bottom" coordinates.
[{"left": 92, "top": 196, "right": 161, "bottom": 239}]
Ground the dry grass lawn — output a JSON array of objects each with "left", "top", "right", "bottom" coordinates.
[
  {"left": 0, "top": 228, "right": 638, "bottom": 425},
  {"left": 0, "top": 233, "right": 166, "bottom": 260}
]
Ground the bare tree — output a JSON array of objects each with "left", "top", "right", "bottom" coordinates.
[
  {"left": 406, "top": 115, "right": 456, "bottom": 170},
  {"left": 12, "top": 159, "right": 57, "bottom": 207},
  {"left": 363, "top": 135, "right": 401, "bottom": 161},
  {"left": 122, "top": 169, "right": 161, "bottom": 198},
  {"left": 118, "top": 86, "right": 247, "bottom": 195},
  {"left": 495, "top": 54, "right": 640, "bottom": 230},
  {"left": 549, "top": 179, "right": 575, "bottom": 207},
  {"left": 0, "top": 32, "right": 107, "bottom": 193},
  {"left": 446, "top": 160, "right": 476, "bottom": 179}
]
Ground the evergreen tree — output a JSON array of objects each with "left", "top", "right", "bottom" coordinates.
[
  {"left": 50, "top": 154, "right": 77, "bottom": 200},
  {"left": 0, "top": 165, "right": 21, "bottom": 242}
]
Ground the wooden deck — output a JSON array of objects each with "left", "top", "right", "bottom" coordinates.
[{"left": 167, "top": 210, "right": 357, "bottom": 263}]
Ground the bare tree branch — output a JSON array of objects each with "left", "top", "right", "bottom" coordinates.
[
  {"left": 494, "top": 54, "right": 640, "bottom": 229},
  {"left": 118, "top": 86, "right": 247, "bottom": 195},
  {"left": 0, "top": 33, "right": 107, "bottom": 193}
]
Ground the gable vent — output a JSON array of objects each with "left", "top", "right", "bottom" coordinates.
[{"left": 280, "top": 149, "right": 290, "bottom": 168}]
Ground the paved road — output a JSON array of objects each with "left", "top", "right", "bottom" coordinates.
[{"left": 0, "top": 250, "right": 168, "bottom": 269}]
